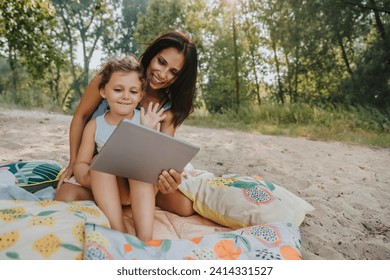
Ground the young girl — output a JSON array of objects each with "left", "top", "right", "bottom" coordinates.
[{"left": 75, "top": 55, "right": 166, "bottom": 241}]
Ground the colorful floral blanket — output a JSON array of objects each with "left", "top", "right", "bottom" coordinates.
[
  {"left": 0, "top": 162, "right": 311, "bottom": 260},
  {"left": 0, "top": 199, "right": 303, "bottom": 260},
  {"left": 84, "top": 222, "right": 302, "bottom": 260}
]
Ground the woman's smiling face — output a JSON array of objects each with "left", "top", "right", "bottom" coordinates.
[{"left": 146, "top": 47, "right": 185, "bottom": 90}]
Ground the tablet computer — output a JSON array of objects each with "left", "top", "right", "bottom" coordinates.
[{"left": 90, "top": 119, "right": 200, "bottom": 184}]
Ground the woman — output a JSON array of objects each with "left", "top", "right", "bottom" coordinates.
[{"left": 55, "top": 31, "right": 197, "bottom": 217}]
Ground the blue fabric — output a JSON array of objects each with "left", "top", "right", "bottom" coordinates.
[
  {"left": 1, "top": 167, "right": 55, "bottom": 200},
  {"left": 0, "top": 184, "right": 55, "bottom": 201},
  {"left": 91, "top": 99, "right": 109, "bottom": 120},
  {"left": 95, "top": 110, "right": 141, "bottom": 153}
]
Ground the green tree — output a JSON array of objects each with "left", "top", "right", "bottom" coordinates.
[
  {"left": 134, "top": 0, "right": 186, "bottom": 50},
  {"left": 51, "top": 0, "right": 117, "bottom": 108},
  {"left": 338, "top": 0, "right": 390, "bottom": 108},
  {"left": 0, "top": 0, "right": 60, "bottom": 103},
  {"left": 103, "top": 0, "right": 148, "bottom": 57},
  {"left": 202, "top": 0, "right": 245, "bottom": 112}
]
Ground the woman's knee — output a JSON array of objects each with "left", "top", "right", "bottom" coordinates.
[
  {"left": 156, "top": 191, "right": 195, "bottom": 217},
  {"left": 175, "top": 199, "right": 195, "bottom": 217},
  {"left": 54, "top": 183, "right": 93, "bottom": 202}
]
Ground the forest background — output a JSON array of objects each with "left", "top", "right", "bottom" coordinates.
[{"left": 1, "top": 0, "right": 389, "bottom": 147}]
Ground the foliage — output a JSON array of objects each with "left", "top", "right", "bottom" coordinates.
[
  {"left": 103, "top": 0, "right": 148, "bottom": 57},
  {"left": 186, "top": 102, "right": 390, "bottom": 148},
  {"left": 0, "top": 0, "right": 389, "bottom": 137},
  {"left": 134, "top": 0, "right": 187, "bottom": 51},
  {"left": 50, "top": 0, "right": 118, "bottom": 111},
  {"left": 0, "top": 0, "right": 60, "bottom": 78}
]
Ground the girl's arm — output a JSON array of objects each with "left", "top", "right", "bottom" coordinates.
[
  {"left": 57, "top": 75, "right": 103, "bottom": 187},
  {"left": 73, "top": 119, "right": 97, "bottom": 189}
]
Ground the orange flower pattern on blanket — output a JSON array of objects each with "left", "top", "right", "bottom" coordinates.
[
  {"left": 213, "top": 239, "right": 242, "bottom": 260},
  {"left": 190, "top": 237, "right": 203, "bottom": 244},
  {"left": 84, "top": 223, "right": 303, "bottom": 260},
  {"left": 280, "top": 246, "right": 301, "bottom": 260},
  {"left": 145, "top": 240, "right": 162, "bottom": 247},
  {"left": 123, "top": 244, "right": 132, "bottom": 253}
]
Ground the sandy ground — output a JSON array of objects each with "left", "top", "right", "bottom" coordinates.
[{"left": 1, "top": 108, "right": 389, "bottom": 260}]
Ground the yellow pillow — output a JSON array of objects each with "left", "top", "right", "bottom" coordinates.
[{"left": 179, "top": 175, "right": 314, "bottom": 229}]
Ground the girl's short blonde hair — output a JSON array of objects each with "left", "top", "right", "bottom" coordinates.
[{"left": 98, "top": 55, "right": 147, "bottom": 91}]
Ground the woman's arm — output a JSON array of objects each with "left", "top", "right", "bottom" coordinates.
[
  {"left": 57, "top": 75, "right": 103, "bottom": 187},
  {"left": 159, "top": 110, "right": 175, "bottom": 136},
  {"left": 73, "top": 120, "right": 97, "bottom": 188},
  {"left": 156, "top": 110, "right": 183, "bottom": 193}
]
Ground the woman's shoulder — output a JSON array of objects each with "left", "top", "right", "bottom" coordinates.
[
  {"left": 162, "top": 108, "right": 174, "bottom": 121},
  {"left": 161, "top": 110, "right": 174, "bottom": 125}
]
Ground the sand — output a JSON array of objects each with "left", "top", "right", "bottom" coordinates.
[{"left": 1, "top": 108, "right": 389, "bottom": 260}]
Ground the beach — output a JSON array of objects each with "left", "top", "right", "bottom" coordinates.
[{"left": 1, "top": 108, "right": 389, "bottom": 259}]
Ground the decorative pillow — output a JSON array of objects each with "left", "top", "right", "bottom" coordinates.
[
  {"left": 83, "top": 222, "right": 302, "bottom": 260},
  {"left": 0, "top": 200, "right": 109, "bottom": 260},
  {"left": 0, "top": 160, "right": 63, "bottom": 193},
  {"left": 179, "top": 175, "right": 314, "bottom": 229}
]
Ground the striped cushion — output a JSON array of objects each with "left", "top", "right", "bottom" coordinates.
[{"left": 0, "top": 160, "right": 63, "bottom": 193}]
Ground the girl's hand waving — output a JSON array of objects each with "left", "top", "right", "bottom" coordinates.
[{"left": 140, "top": 102, "right": 167, "bottom": 130}]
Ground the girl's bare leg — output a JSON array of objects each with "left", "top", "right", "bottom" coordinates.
[
  {"left": 91, "top": 170, "right": 125, "bottom": 232},
  {"left": 54, "top": 182, "right": 93, "bottom": 201},
  {"left": 129, "top": 179, "right": 155, "bottom": 242},
  {"left": 156, "top": 191, "right": 195, "bottom": 217}
]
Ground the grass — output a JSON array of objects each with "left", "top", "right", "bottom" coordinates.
[
  {"left": 2, "top": 99, "right": 389, "bottom": 148},
  {"left": 184, "top": 103, "right": 390, "bottom": 148}
]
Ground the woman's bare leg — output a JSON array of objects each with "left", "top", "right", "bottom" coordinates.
[
  {"left": 91, "top": 170, "right": 125, "bottom": 232},
  {"left": 156, "top": 190, "right": 195, "bottom": 217},
  {"left": 117, "top": 177, "right": 131, "bottom": 206},
  {"left": 129, "top": 179, "right": 155, "bottom": 242},
  {"left": 54, "top": 182, "right": 94, "bottom": 201}
]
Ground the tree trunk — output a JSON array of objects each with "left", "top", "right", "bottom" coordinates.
[
  {"left": 8, "top": 46, "right": 18, "bottom": 100},
  {"left": 369, "top": 0, "right": 390, "bottom": 65},
  {"left": 293, "top": 46, "right": 300, "bottom": 103},
  {"left": 271, "top": 36, "right": 285, "bottom": 104},
  {"left": 249, "top": 47, "right": 261, "bottom": 105},
  {"left": 337, "top": 32, "right": 353, "bottom": 75},
  {"left": 232, "top": 13, "right": 240, "bottom": 111}
]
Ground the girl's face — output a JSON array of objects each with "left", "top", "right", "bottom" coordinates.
[
  {"left": 100, "top": 71, "right": 143, "bottom": 116},
  {"left": 146, "top": 47, "right": 185, "bottom": 90}
]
